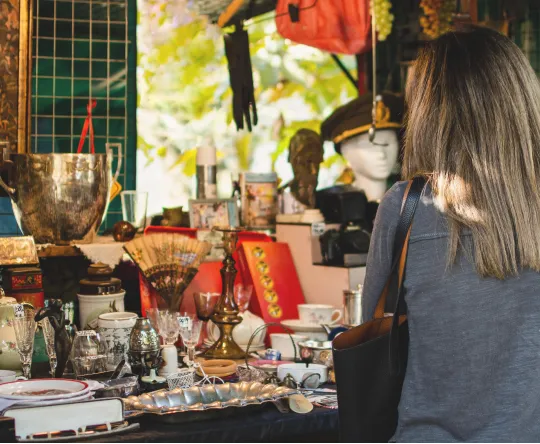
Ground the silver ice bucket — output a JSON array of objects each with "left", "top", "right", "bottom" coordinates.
[{"left": 0, "top": 147, "right": 121, "bottom": 245}]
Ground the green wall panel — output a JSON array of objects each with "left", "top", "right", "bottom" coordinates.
[{"left": 31, "top": 0, "right": 136, "bottom": 231}]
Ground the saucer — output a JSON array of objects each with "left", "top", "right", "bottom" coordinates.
[
  {"left": 281, "top": 319, "right": 327, "bottom": 333},
  {"left": 250, "top": 359, "right": 295, "bottom": 373}
]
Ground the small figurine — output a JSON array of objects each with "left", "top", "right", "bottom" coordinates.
[
  {"left": 35, "top": 299, "right": 72, "bottom": 378},
  {"left": 282, "top": 373, "right": 298, "bottom": 389},
  {"left": 279, "top": 129, "right": 324, "bottom": 210}
]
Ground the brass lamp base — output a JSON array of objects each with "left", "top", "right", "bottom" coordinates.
[{"left": 202, "top": 226, "right": 247, "bottom": 361}]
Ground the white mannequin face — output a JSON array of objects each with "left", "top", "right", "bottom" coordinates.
[{"left": 340, "top": 129, "right": 399, "bottom": 181}]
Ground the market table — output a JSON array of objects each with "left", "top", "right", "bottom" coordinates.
[{"left": 88, "top": 404, "right": 339, "bottom": 443}]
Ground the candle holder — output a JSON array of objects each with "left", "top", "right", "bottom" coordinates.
[{"left": 203, "top": 226, "right": 246, "bottom": 359}]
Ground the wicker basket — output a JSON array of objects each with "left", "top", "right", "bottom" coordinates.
[{"left": 166, "top": 368, "right": 196, "bottom": 390}]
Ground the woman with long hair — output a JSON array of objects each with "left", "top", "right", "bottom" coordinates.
[{"left": 362, "top": 26, "right": 540, "bottom": 441}]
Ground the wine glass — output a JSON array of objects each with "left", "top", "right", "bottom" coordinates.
[
  {"left": 179, "top": 320, "right": 203, "bottom": 365},
  {"left": 70, "top": 331, "right": 107, "bottom": 377},
  {"left": 154, "top": 310, "right": 180, "bottom": 346},
  {"left": 234, "top": 284, "right": 253, "bottom": 313},
  {"left": 13, "top": 311, "right": 36, "bottom": 379},
  {"left": 177, "top": 311, "right": 195, "bottom": 356},
  {"left": 193, "top": 292, "right": 220, "bottom": 322},
  {"left": 40, "top": 318, "right": 57, "bottom": 377}
]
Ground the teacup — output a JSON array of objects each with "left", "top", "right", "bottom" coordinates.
[
  {"left": 298, "top": 304, "right": 342, "bottom": 326},
  {"left": 97, "top": 312, "right": 138, "bottom": 370}
]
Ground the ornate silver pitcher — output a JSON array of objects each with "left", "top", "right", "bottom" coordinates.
[{"left": 0, "top": 146, "right": 121, "bottom": 245}]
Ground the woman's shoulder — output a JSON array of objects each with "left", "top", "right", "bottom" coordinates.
[{"left": 378, "top": 181, "right": 409, "bottom": 219}]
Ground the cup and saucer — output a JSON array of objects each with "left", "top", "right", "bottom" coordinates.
[{"left": 281, "top": 304, "right": 342, "bottom": 341}]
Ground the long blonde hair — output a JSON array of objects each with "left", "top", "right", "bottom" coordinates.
[{"left": 403, "top": 26, "right": 540, "bottom": 279}]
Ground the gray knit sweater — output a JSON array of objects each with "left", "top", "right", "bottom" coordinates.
[{"left": 362, "top": 181, "right": 540, "bottom": 442}]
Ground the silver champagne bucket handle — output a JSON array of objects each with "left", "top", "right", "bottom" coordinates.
[{"left": 105, "top": 143, "right": 123, "bottom": 182}]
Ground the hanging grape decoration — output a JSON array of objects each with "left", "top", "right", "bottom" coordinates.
[
  {"left": 370, "top": 0, "right": 394, "bottom": 42},
  {"left": 420, "top": 0, "right": 454, "bottom": 39}
]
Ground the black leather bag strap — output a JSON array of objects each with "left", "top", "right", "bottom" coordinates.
[{"left": 388, "top": 176, "right": 426, "bottom": 373}]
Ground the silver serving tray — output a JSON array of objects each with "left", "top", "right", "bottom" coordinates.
[{"left": 123, "top": 382, "right": 297, "bottom": 415}]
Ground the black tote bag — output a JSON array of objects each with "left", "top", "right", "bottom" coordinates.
[{"left": 332, "top": 177, "right": 426, "bottom": 443}]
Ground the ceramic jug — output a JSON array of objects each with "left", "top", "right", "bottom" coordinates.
[
  {"left": 207, "top": 310, "right": 266, "bottom": 346},
  {"left": 0, "top": 292, "right": 22, "bottom": 371}
]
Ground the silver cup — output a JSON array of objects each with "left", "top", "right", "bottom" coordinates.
[{"left": 343, "top": 286, "right": 364, "bottom": 327}]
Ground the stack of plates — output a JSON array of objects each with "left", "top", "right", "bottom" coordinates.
[
  {"left": 203, "top": 339, "right": 266, "bottom": 353},
  {"left": 0, "top": 379, "right": 92, "bottom": 412}
]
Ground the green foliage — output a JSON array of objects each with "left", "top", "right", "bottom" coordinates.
[{"left": 137, "top": 1, "right": 356, "bottom": 187}]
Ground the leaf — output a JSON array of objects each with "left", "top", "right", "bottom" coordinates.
[
  {"left": 321, "top": 153, "right": 344, "bottom": 169},
  {"left": 171, "top": 148, "right": 197, "bottom": 177},
  {"left": 235, "top": 133, "right": 252, "bottom": 170}
]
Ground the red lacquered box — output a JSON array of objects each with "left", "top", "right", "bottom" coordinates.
[{"left": 237, "top": 241, "right": 305, "bottom": 335}]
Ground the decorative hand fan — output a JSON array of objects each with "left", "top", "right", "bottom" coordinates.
[{"left": 123, "top": 234, "right": 212, "bottom": 310}]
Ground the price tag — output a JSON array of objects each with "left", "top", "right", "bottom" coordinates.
[
  {"left": 13, "top": 304, "right": 24, "bottom": 318},
  {"left": 77, "top": 330, "right": 97, "bottom": 337},
  {"left": 178, "top": 316, "right": 192, "bottom": 330},
  {"left": 311, "top": 222, "right": 325, "bottom": 236}
]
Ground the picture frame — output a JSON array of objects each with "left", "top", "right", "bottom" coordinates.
[
  {"left": 188, "top": 198, "right": 239, "bottom": 229},
  {"left": 239, "top": 172, "right": 278, "bottom": 229},
  {"left": 0, "top": 0, "right": 32, "bottom": 153}
]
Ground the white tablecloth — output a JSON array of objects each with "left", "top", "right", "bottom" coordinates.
[{"left": 75, "top": 236, "right": 130, "bottom": 268}]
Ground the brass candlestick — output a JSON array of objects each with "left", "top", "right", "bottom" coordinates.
[{"left": 203, "top": 226, "right": 247, "bottom": 360}]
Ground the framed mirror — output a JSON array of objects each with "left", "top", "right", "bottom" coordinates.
[{"left": 0, "top": 0, "right": 32, "bottom": 154}]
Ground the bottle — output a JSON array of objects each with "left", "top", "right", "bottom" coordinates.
[
  {"left": 232, "top": 179, "right": 242, "bottom": 224},
  {"left": 196, "top": 138, "right": 217, "bottom": 199}
]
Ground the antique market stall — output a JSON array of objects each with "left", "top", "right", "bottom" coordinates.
[{"left": 0, "top": 0, "right": 528, "bottom": 441}]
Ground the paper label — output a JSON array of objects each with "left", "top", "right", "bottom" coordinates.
[
  {"left": 77, "top": 330, "right": 97, "bottom": 336},
  {"left": 13, "top": 304, "right": 24, "bottom": 318},
  {"left": 178, "top": 316, "right": 192, "bottom": 329},
  {"left": 311, "top": 222, "right": 325, "bottom": 236}
]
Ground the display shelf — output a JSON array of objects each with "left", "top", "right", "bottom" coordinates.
[
  {"left": 36, "top": 235, "right": 120, "bottom": 257},
  {"left": 37, "top": 244, "right": 81, "bottom": 257}
]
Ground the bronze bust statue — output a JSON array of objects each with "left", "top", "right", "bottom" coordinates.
[{"left": 284, "top": 129, "right": 324, "bottom": 209}]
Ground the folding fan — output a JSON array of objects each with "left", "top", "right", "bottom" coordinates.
[{"left": 124, "top": 233, "right": 212, "bottom": 310}]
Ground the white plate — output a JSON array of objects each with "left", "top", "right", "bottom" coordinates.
[
  {"left": 0, "top": 379, "right": 89, "bottom": 401},
  {"left": 281, "top": 319, "right": 327, "bottom": 333},
  {"left": 18, "top": 392, "right": 93, "bottom": 407}
]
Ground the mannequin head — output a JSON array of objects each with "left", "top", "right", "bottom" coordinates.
[
  {"left": 340, "top": 129, "right": 399, "bottom": 201},
  {"left": 288, "top": 129, "right": 324, "bottom": 208},
  {"left": 320, "top": 91, "right": 405, "bottom": 201}
]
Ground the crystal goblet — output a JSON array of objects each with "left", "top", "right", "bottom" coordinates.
[
  {"left": 179, "top": 320, "right": 203, "bottom": 365},
  {"left": 13, "top": 311, "right": 37, "bottom": 379},
  {"left": 40, "top": 317, "right": 57, "bottom": 377},
  {"left": 234, "top": 284, "right": 253, "bottom": 313}
]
